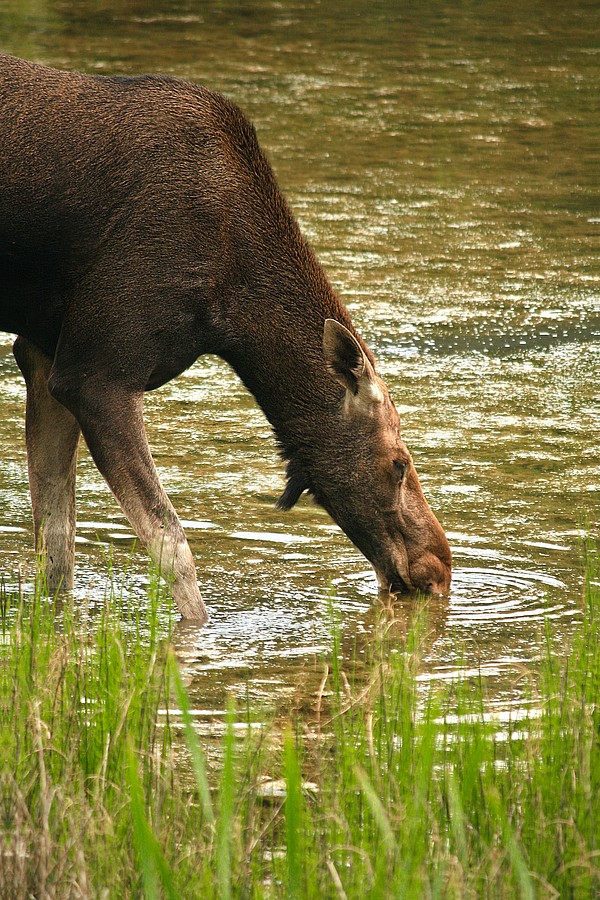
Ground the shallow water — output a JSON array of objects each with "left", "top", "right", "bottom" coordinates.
[{"left": 0, "top": 0, "right": 598, "bottom": 713}]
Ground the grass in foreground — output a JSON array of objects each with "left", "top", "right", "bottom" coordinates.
[{"left": 0, "top": 545, "right": 598, "bottom": 898}]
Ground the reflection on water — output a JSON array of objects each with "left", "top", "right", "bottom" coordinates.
[{"left": 0, "top": 0, "right": 598, "bottom": 715}]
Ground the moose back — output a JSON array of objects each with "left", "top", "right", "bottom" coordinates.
[{"left": 0, "top": 54, "right": 451, "bottom": 620}]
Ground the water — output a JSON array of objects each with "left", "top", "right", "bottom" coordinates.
[{"left": 0, "top": 1, "right": 598, "bottom": 712}]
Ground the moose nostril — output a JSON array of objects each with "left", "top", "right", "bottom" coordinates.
[
  {"left": 420, "top": 575, "right": 449, "bottom": 596},
  {"left": 411, "top": 553, "right": 451, "bottom": 595}
]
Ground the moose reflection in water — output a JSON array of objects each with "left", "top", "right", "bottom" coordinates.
[{"left": 0, "top": 55, "right": 451, "bottom": 621}]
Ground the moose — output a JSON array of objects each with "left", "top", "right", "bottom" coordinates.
[{"left": 0, "top": 54, "right": 451, "bottom": 621}]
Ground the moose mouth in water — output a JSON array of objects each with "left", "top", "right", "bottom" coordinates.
[{"left": 0, "top": 54, "right": 452, "bottom": 622}]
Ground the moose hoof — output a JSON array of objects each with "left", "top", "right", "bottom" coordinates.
[{"left": 175, "top": 591, "right": 209, "bottom": 623}]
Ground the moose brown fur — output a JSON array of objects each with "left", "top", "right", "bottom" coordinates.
[{"left": 0, "top": 54, "right": 451, "bottom": 621}]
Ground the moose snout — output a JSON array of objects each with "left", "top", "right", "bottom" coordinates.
[
  {"left": 409, "top": 551, "right": 452, "bottom": 596},
  {"left": 379, "top": 547, "right": 451, "bottom": 597}
]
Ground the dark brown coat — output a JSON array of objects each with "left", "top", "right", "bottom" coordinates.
[{"left": 0, "top": 55, "right": 451, "bottom": 620}]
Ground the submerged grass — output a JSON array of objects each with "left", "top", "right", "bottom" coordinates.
[{"left": 0, "top": 544, "right": 598, "bottom": 898}]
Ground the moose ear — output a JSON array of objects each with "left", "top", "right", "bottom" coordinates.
[{"left": 323, "top": 319, "right": 383, "bottom": 410}]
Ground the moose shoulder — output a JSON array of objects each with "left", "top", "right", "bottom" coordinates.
[{"left": 0, "top": 54, "right": 451, "bottom": 621}]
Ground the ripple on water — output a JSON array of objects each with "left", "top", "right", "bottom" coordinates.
[{"left": 449, "top": 560, "right": 574, "bottom": 623}]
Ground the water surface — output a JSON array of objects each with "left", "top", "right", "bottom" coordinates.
[{"left": 0, "top": 0, "right": 598, "bottom": 714}]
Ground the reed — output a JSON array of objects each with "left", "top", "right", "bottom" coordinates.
[{"left": 0, "top": 544, "right": 598, "bottom": 897}]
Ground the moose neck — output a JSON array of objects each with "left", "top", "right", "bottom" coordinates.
[
  {"left": 214, "top": 160, "right": 374, "bottom": 487},
  {"left": 219, "top": 257, "right": 360, "bottom": 485}
]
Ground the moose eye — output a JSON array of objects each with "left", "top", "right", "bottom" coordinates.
[{"left": 393, "top": 460, "right": 406, "bottom": 483}]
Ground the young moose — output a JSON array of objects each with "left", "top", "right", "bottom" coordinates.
[{"left": 0, "top": 54, "right": 451, "bottom": 621}]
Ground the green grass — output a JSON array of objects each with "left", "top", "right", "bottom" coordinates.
[{"left": 0, "top": 544, "right": 598, "bottom": 897}]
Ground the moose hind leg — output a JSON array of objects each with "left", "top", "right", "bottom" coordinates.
[
  {"left": 13, "top": 337, "right": 81, "bottom": 591},
  {"left": 49, "top": 373, "right": 208, "bottom": 622}
]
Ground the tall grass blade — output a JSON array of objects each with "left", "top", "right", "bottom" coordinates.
[
  {"left": 168, "top": 649, "right": 214, "bottom": 825},
  {"left": 486, "top": 786, "right": 534, "bottom": 900},
  {"left": 125, "top": 739, "right": 178, "bottom": 900},
  {"left": 283, "top": 729, "right": 303, "bottom": 898},
  {"left": 217, "top": 702, "right": 236, "bottom": 900},
  {"left": 446, "top": 769, "right": 468, "bottom": 869},
  {"left": 354, "top": 763, "right": 396, "bottom": 855}
]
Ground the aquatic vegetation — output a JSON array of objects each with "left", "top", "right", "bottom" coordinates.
[{"left": 0, "top": 545, "right": 598, "bottom": 897}]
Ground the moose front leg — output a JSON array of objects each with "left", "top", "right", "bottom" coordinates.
[
  {"left": 49, "top": 372, "right": 208, "bottom": 622},
  {"left": 13, "top": 337, "right": 81, "bottom": 591}
]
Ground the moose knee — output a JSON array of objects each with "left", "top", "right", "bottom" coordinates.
[
  {"left": 13, "top": 336, "right": 53, "bottom": 384},
  {"left": 47, "top": 369, "right": 124, "bottom": 425},
  {"left": 46, "top": 369, "right": 82, "bottom": 415}
]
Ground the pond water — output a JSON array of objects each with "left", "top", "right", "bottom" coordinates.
[{"left": 1, "top": 1, "right": 598, "bottom": 714}]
